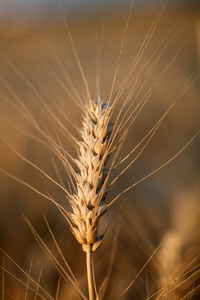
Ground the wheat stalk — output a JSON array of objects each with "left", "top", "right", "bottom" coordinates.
[
  {"left": 69, "top": 97, "right": 113, "bottom": 299},
  {"left": 156, "top": 191, "right": 200, "bottom": 300}
]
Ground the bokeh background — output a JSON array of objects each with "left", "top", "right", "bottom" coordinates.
[{"left": 0, "top": 0, "right": 200, "bottom": 299}]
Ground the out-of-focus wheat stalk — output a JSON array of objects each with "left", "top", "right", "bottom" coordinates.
[
  {"left": 196, "top": 24, "right": 200, "bottom": 69},
  {"left": 156, "top": 189, "right": 200, "bottom": 300}
]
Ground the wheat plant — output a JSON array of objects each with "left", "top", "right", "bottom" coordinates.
[{"left": 0, "top": 1, "right": 200, "bottom": 299}]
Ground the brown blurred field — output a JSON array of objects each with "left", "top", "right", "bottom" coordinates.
[{"left": 0, "top": 4, "right": 200, "bottom": 299}]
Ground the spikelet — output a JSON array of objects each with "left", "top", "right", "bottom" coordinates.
[{"left": 69, "top": 97, "right": 113, "bottom": 252}]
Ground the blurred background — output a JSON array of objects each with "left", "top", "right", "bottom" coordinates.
[{"left": 0, "top": 0, "right": 200, "bottom": 299}]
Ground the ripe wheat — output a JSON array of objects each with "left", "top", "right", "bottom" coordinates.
[{"left": 71, "top": 97, "right": 112, "bottom": 251}]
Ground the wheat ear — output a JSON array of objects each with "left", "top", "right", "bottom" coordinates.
[{"left": 69, "top": 97, "right": 113, "bottom": 299}]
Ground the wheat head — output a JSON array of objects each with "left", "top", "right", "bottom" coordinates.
[{"left": 70, "top": 97, "right": 113, "bottom": 252}]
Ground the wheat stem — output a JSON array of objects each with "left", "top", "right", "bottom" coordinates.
[{"left": 86, "top": 245, "right": 95, "bottom": 300}]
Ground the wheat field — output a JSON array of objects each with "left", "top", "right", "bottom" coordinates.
[{"left": 0, "top": 2, "right": 200, "bottom": 299}]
